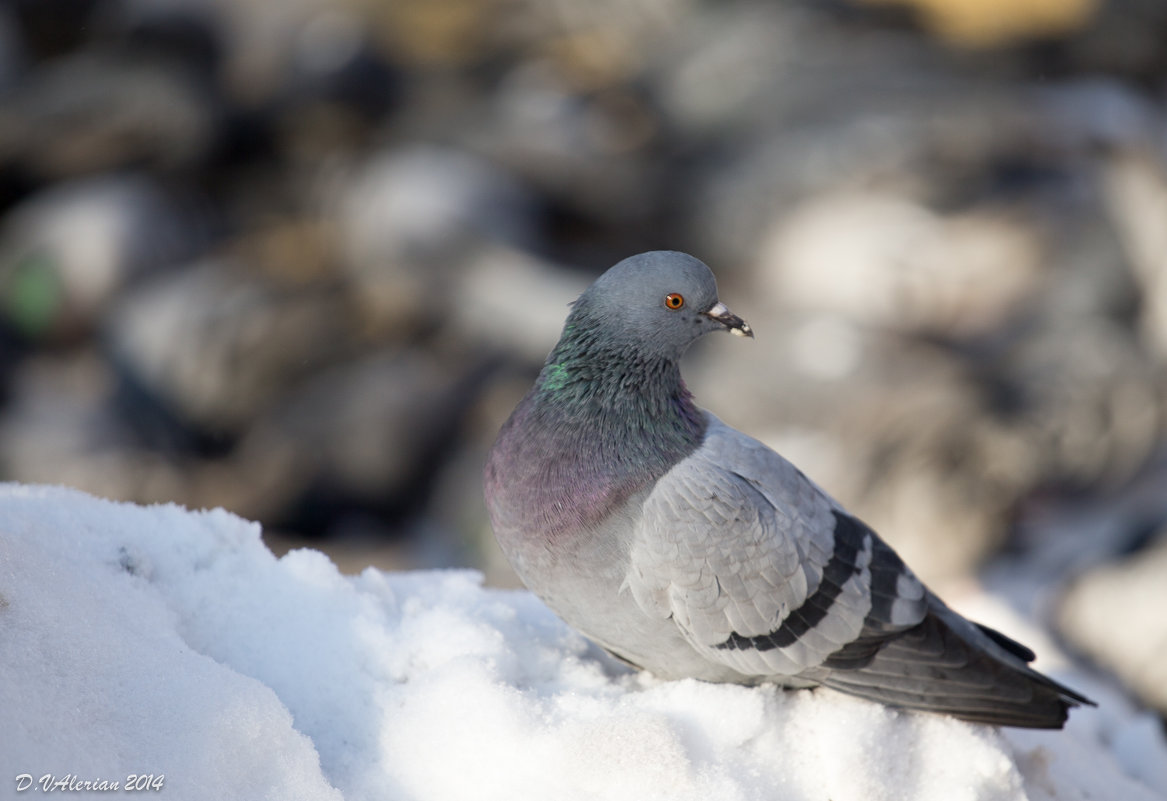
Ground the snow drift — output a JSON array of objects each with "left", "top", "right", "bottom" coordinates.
[{"left": 1, "top": 484, "right": 1164, "bottom": 801}]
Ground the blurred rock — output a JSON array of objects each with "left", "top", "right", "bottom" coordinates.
[
  {"left": 0, "top": 350, "right": 128, "bottom": 497},
  {"left": 331, "top": 145, "right": 539, "bottom": 339},
  {"left": 992, "top": 316, "right": 1163, "bottom": 488},
  {"left": 0, "top": 174, "right": 207, "bottom": 343},
  {"left": 1008, "top": 451, "right": 1167, "bottom": 583},
  {"left": 673, "top": 58, "right": 1046, "bottom": 267},
  {"left": 468, "top": 60, "right": 662, "bottom": 225},
  {"left": 0, "top": 50, "right": 218, "bottom": 178},
  {"left": 447, "top": 244, "right": 589, "bottom": 363},
  {"left": 188, "top": 0, "right": 332, "bottom": 105},
  {"left": 367, "top": 0, "right": 502, "bottom": 69},
  {"left": 249, "top": 349, "right": 489, "bottom": 530},
  {"left": 856, "top": 0, "right": 1096, "bottom": 48},
  {"left": 1057, "top": 529, "right": 1167, "bottom": 715},
  {"left": 654, "top": 3, "right": 804, "bottom": 137},
  {"left": 1036, "top": 79, "right": 1159, "bottom": 152},
  {"left": 104, "top": 260, "right": 353, "bottom": 438},
  {"left": 1103, "top": 149, "right": 1167, "bottom": 362},
  {"left": 0, "top": 8, "right": 22, "bottom": 93},
  {"left": 0, "top": 348, "right": 305, "bottom": 517},
  {"left": 1054, "top": 0, "right": 1167, "bottom": 80},
  {"left": 273, "top": 11, "right": 400, "bottom": 162},
  {"left": 758, "top": 190, "right": 1044, "bottom": 337}
]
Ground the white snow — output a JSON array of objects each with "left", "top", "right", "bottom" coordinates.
[{"left": 1, "top": 484, "right": 1165, "bottom": 801}]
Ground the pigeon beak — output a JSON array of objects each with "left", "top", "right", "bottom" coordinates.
[{"left": 703, "top": 302, "right": 754, "bottom": 338}]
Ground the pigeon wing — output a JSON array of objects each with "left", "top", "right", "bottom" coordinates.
[{"left": 627, "top": 415, "right": 928, "bottom": 679}]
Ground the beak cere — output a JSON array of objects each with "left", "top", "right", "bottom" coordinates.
[{"left": 703, "top": 302, "right": 754, "bottom": 338}]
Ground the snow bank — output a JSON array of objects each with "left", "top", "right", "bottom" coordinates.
[{"left": 1, "top": 484, "right": 1164, "bottom": 801}]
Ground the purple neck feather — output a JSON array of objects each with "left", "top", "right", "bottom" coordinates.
[{"left": 485, "top": 336, "right": 706, "bottom": 543}]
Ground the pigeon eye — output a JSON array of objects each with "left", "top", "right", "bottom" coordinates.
[{"left": 664, "top": 293, "right": 685, "bottom": 310}]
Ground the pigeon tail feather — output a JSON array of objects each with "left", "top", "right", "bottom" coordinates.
[{"left": 818, "top": 605, "right": 1094, "bottom": 729}]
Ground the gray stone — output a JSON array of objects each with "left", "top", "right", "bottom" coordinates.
[
  {"left": 1058, "top": 531, "right": 1167, "bottom": 715},
  {"left": 105, "top": 260, "right": 352, "bottom": 433}
]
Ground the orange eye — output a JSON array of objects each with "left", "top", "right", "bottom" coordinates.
[{"left": 664, "top": 293, "right": 684, "bottom": 310}]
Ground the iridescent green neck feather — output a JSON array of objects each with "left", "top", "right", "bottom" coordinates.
[{"left": 485, "top": 307, "right": 706, "bottom": 541}]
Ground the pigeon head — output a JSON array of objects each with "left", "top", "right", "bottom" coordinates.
[{"left": 568, "top": 251, "right": 752, "bottom": 360}]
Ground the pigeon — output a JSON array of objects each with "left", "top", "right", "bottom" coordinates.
[{"left": 484, "top": 250, "right": 1093, "bottom": 728}]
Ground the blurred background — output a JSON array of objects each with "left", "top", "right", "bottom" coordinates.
[{"left": 1, "top": 0, "right": 1166, "bottom": 720}]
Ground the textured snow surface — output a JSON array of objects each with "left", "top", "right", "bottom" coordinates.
[{"left": 1, "top": 484, "right": 1165, "bottom": 801}]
